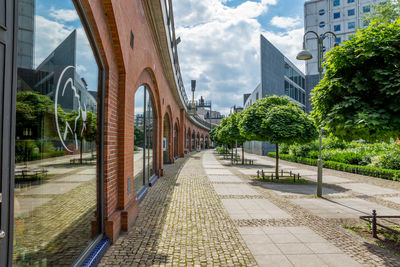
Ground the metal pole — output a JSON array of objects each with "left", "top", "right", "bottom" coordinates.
[{"left": 316, "top": 36, "right": 323, "bottom": 198}]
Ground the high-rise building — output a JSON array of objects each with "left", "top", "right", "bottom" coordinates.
[
  {"left": 304, "top": 0, "right": 384, "bottom": 112},
  {"left": 243, "top": 35, "right": 307, "bottom": 155},
  {"left": 304, "top": 0, "right": 383, "bottom": 75}
]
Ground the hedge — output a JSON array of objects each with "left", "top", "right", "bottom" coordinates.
[{"left": 267, "top": 153, "right": 400, "bottom": 182}]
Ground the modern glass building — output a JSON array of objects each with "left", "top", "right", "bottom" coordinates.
[{"left": 243, "top": 35, "right": 306, "bottom": 155}]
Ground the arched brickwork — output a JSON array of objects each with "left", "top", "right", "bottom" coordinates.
[{"left": 80, "top": 0, "right": 210, "bottom": 242}]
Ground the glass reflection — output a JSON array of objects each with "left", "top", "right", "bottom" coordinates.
[
  {"left": 14, "top": 1, "right": 99, "bottom": 265},
  {"left": 134, "top": 86, "right": 156, "bottom": 194}
]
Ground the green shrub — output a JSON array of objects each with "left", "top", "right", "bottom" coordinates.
[
  {"left": 216, "top": 146, "right": 229, "bottom": 154},
  {"left": 15, "top": 139, "right": 38, "bottom": 163},
  {"left": 288, "top": 141, "right": 318, "bottom": 158},
  {"left": 322, "top": 138, "right": 348, "bottom": 150},
  {"left": 36, "top": 140, "right": 56, "bottom": 153},
  {"left": 278, "top": 143, "right": 290, "bottom": 154},
  {"left": 268, "top": 153, "right": 400, "bottom": 182},
  {"left": 373, "top": 150, "right": 400, "bottom": 170}
]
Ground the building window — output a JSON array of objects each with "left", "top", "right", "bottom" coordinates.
[
  {"left": 334, "top": 24, "right": 341, "bottom": 31},
  {"left": 347, "top": 0, "right": 355, "bottom": 3},
  {"left": 319, "top": 9, "right": 325, "bottom": 16},
  {"left": 14, "top": 0, "right": 101, "bottom": 265},
  {"left": 322, "top": 46, "right": 326, "bottom": 52},
  {"left": 256, "top": 92, "right": 259, "bottom": 100},
  {"left": 333, "top": 0, "right": 340, "bottom": 6},
  {"left": 348, "top": 21, "right": 356, "bottom": 29},
  {"left": 337, "top": 37, "right": 342, "bottom": 43},
  {"left": 363, "top": 6, "right": 371, "bottom": 13},
  {"left": 134, "top": 85, "right": 157, "bottom": 194},
  {"left": 319, "top": 21, "right": 325, "bottom": 28},
  {"left": 333, "top": 12, "right": 340, "bottom": 19},
  {"left": 348, "top": 9, "right": 355, "bottom": 16},
  {"left": 284, "top": 80, "right": 290, "bottom": 96}
]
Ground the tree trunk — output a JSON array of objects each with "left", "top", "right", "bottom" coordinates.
[
  {"left": 80, "top": 139, "right": 83, "bottom": 164},
  {"left": 242, "top": 143, "right": 245, "bottom": 165},
  {"left": 235, "top": 141, "right": 238, "bottom": 160},
  {"left": 231, "top": 145, "right": 234, "bottom": 162},
  {"left": 275, "top": 143, "right": 279, "bottom": 179}
]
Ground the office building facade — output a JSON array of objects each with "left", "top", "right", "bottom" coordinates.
[{"left": 243, "top": 35, "right": 306, "bottom": 155}]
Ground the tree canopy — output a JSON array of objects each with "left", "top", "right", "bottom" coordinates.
[
  {"left": 239, "top": 95, "right": 317, "bottom": 145},
  {"left": 311, "top": 18, "right": 400, "bottom": 142},
  {"left": 364, "top": 0, "right": 400, "bottom": 25}
]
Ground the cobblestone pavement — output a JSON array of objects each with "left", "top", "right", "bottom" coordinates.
[
  {"left": 100, "top": 152, "right": 257, "bottom": 266},
  {"left": 100, "top": 150, "right": 400, "bottom": 266}
]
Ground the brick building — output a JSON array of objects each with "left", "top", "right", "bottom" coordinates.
[{"left": 0, "top": 0, "right": 210, "bottom": 265}]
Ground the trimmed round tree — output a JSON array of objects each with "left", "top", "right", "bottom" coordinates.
[
  {"left": 218, "top": 112, "right": 248, "bottom": 164},
  {"left": 312, "top": 19, "right": 400, "bottom": 142},
  {"left": 239, "top": 95, "right": 318, "bottom": 178}
]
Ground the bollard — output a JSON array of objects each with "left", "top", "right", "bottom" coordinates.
[
  {"left": 271, "top": 173, "right": 274, "bottom": 180},
  {"left": 293, "top": 173, "right": 296, "bottom": 183},
  {"left": 281, "top": 169, "right": 283, "bottom": 176},
  {"left": 261, "top": 170, "right": 265, "bottom": 180},
  {"left": 290, "top": 170, "right": 292, "bottom": 177},
  {"left": 257, "top": 170, "right": 260, "bottom": 179},
  {"left": 372, "top": 210, "right": 377, "bottom": 238}
]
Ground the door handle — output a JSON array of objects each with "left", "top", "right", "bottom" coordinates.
[{"left": 0, "top": 230, "right": 5, "bottom": 239}]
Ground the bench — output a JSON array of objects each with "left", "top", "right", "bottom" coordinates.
[
  {"left": 15, "top": 167, "right": 48, "bottom": 178},
  {"left": 231, "top": 158, "right": 256, "bottom": 165},
  {"left": 70, "top": 158, "right": 96, "bottom": 164}
]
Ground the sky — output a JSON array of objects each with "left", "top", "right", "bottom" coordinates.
[
  {"left": 173, "top": 0, "right": 306, "bottom": 115},
  {"left": 34, "top": 0, "right": 98, "bottom": 92}
]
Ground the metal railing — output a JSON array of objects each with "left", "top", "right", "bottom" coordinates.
[{"left": 360, "top": 210, "right": 400, "bottom": 238}]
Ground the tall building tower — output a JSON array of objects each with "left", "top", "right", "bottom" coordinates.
[
  {"left": 17, "top": 0, "right": 35, "bottom": 69},
  {"left": 304, "top": 0, "right": 384, "bottom": 111}
]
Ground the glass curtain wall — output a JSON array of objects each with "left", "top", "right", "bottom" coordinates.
[
  {"left": 14, "top": 0, "right": 100, "bottom": 265},
  {"left": 134, "top": 86, "right": 156, "bottom": 194}
]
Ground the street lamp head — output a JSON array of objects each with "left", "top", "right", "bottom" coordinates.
[
  {"left": 296, "top": 49, "right": 313, "bottom": 61},
  {"left": 191, "top": 80, "right": 196, "bottom": 92}
]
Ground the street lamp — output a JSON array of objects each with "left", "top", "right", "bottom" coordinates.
[
  {"left": 191, "top": 80, "right": 196, "bottom": 110},
  {"left": 296, "top": 30, "right": 338, "bottom": 197}
]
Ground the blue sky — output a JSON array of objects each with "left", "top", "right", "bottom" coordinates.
[
  {"left": 34, "top": 0, "right": 98, "bottom": 92},
  {"left": 174, "top": 0, "right": 307, "bottom": 115}
]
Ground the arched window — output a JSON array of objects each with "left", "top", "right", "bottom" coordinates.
[{"left": 134, "top": 86, "right": 157, "bottom": 194}]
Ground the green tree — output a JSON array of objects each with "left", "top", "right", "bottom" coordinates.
[
  {"left": 218, "top": 113, "right": 248, "bottom": 164},
  {"left": 66, "top": 110, "right": 97, "bottom": 163},
  {"left": 364, "top": 0, "right": 400, "bottom": 25},
  {"left": 134, "top": 125, "right": 144, "bottom": 148},
  {"left": 240, "top": 95, "right": 318, "bottom": 178},
  {"left": 312, "top": 19, "right": 400, "bottom": 142},
  {"left": 16, "top": 91, "right": 66, "bottom": 139}
]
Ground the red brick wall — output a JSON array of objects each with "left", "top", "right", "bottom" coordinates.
[{"left": 81, "top": 0, "right": 210, "bottom": 242}]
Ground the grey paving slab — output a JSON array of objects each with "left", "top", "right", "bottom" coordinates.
[
  {"left": 221, "top": 199, "right": 292, "bottom": 220},
  {"left": 205, "top": 168, "right": 233, "bottom": 175},
  {"left": 383, "top": 196, "right": 400, "bottom": 204},
  {"left": 305, "top": 175, "right": 351, "bottom": 184},
  {"left": 339, "top": 183, "right": 400, "bottom": 196},
  {"left": 291, "top": 169, "right": 318, "bottom": 176},
  {"left": 207, "top": 175, "right": 243, "bottom": 183},
  {"left": 55, "top": 174, "right": 95, "bottom": 182},
  {"left": 20, "top": 183, "right": 81, "bottom": 196},
  {"left": 290, "top": 198, "right": 399, "bottom": 219},
  {"left": 212, "top": 183, "right": 260, "bottom": 196},
  {"left": 238, "top": 226, "right": 360, "bottom": 267},
  {"left": 46, "top": 167, "right": 77, "bottom": 175},
  {"left": 77, "top": 168, "right": 96, "bottom": 175},
  {"left": 238, "top": 168, "right": 261, "bottom": 175},
  {"left": 261, "top": 183, "right": 348, "bottom": 196},
  {"left": 17, "top": 197, "right": 52, "bottom": 214}
]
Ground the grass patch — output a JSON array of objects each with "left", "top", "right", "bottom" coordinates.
[{"left": 344, "top": 223, "right": 400, "bottom": 257}]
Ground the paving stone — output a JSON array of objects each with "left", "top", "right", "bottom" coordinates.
[
  {"left": 213, "top": 184, "right": 260, "bottom": 196},
  {"left": 221, "top": 199, "right": 292, "bottom": 220},
  {"left": 205, "top": 168, "right": 233, "bottom": 175},
  {"left": 207, "top": 175, "right": 243, "bottom": 183},
  {"left": 290, "top": 198, "right": 399, "bottom": 218},
  {"left": 339, "top": 183, "right": 400, "bottom": 196},
  {"left": 55, "top": 174, "right": 95, "bottom": 182},
  {"left": 304, "top": 175, "right": 351, "bottom": 184},
  {"left": 17, "top": 197, "right": 52, "bottom": 214},
  {"left": 382, "top": 196, "right": 400, "bottom": 204},
  {"left": 261, "top": 183, "right": 348, "bottom": 197},
  {"left": 20, "top": 183, "right": 82, "bottom": 195}
]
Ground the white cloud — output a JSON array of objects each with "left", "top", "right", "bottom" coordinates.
[
  {"left": 270, "top": 16, "right": 302, "bottom": 29},
  {"left": 49, "top": 8, "right": 79, "bottom": 22},
  {"left": 173, "top": 0, "right": 304, "bottom": 115}
]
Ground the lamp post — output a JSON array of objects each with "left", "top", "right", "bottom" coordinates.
[
  {"left": 191, "top": 80, "right": 196, "bottom": 110},
  {"left": 296, "top": 30, "right": 338, "bottom": 197}
]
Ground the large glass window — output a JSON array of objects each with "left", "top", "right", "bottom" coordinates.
[
  {"left": 134, "top": 86, "right": 157, "bottom": 194},
  {"left": 333, "top": 12, "right": 340, "bottom": 19},
  {"left": 334, "top": 25, "right": 341, "bottom": 31},
  {"left": 333, "top": 0, "right": 340, "bottom": 6},
  {"left": 14, "top": 1, "right": 100, "bottom": 265},
  {"left": 348, "top": 21, "right": 356, "bottom": 29},
  {"left": 348, "top": 9, "right": 355, "bottom": 16}
]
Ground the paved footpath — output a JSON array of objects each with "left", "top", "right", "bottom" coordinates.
[{"left": 100, "top": 150, "right": 400, "bottom": 266}]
